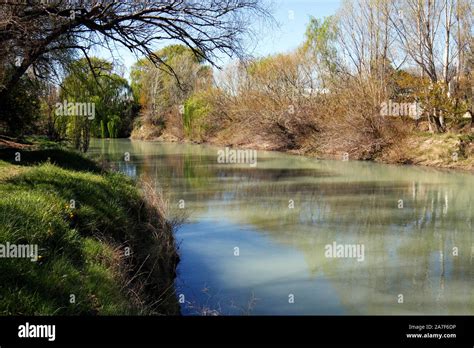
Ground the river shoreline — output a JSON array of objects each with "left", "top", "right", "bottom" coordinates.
[{"left": 131, "top": 132, "right": 474, "bottom": 173}]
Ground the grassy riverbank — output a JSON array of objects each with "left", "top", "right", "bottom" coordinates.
[
  {"left": 0, "top": 142, "right": 179, "bottom": 315},
  {"left": 374, "top": 132, "right": 474, "bottom": 171}
]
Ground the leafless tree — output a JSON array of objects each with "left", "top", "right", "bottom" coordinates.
[{"left": 0, "top": 0, "right": 270, "bottom": 104}]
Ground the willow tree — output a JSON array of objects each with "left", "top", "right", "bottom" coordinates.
[{"left": 60, "top": 57, "right": 133, "bottom": 151}]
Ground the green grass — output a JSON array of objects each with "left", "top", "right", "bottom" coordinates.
[
  {"left": 23, "top": 135, "right": 66, "bottom": 149},
  {"left": 0, "top": 147, "right": 101, "bottom": 172},
  {"left": 0, "top": 148, "right": 179, "bottom": 315}
]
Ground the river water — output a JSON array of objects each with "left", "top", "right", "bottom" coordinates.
[{"left": 89, "top": 139, "right": 474, "bottom": 315}]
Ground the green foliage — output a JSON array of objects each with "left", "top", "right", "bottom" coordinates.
[
  {"left": 0, "top": 162, "right": 133, "bottom": 314},
  {"left": 183, "top": 93, "right": 212, "bottom": 139},
  {"left": 60, "top": 57, "right": 134, "bottom": 149},
  {"left": 158, "top": 44, "right": 204, "bottom": 65},
  {"left": 23, "top": 135, "right": 64, "bottom": 150},
  {"left": 0, "top": 147, "right": 101, "bottom": 172},
  {"left": 418, "top": 83, "right": 466, "bottom": 126},
  {"left": 130, "top": 58, "right": 149, "bottom": 106},
  {"left": 247, "top": 55, "right": 277, "bottom": 76},
  {"left": 302, "top": 16, "right": 338, "bottom": 74},
  {"left": 107, "top": 116, "right": 120, "bottom": 139},
  {"left": 130, "top": 44, "right": 211, "bottom": 128},
  {"left": 0, "top": 76, "right": 41, "bottom": 137},
  {"left": 100, "top": 120, "right": 106, "bottom": 138},
  {"left": 0, "top": 148, "right": 178, "bottom": 315}
]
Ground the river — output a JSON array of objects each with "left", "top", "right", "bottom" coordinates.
[{"left": 89, "top": 138, "right": 474, "bottom": 315}]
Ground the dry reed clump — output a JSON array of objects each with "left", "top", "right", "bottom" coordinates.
[
  {"left": 130, "top": 175, "right": 188, "bottom": 314},
  {"left": 312, "top": 77, "right": 409, "bottom": 160}
]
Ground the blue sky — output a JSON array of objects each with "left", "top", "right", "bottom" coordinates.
[
  {"left": 93, "top": 0, "right": 341, "bottom": 76},
  {"left": 250, "top": 0, "right": 341, "bottom": 57}
]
